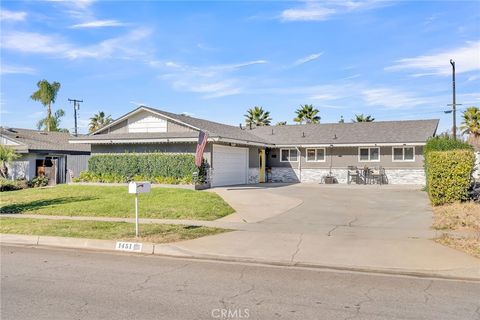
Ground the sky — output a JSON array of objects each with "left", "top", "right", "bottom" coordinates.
[{"left": 1, "top": 0, "right": 479, "bottom": 134}]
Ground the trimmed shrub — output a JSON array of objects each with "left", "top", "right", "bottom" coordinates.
[
  {"left": 424, "top": 135, "right": 472, "bottom": 154},
  {"left": 426, "top": 149, "right": 475, "bottom": 205},
  {"left": 0, "top": 178, "right": 29, "bottom": 192},
  {"left": 80, "top": 153, "right": 197, "bottom": 184},
  {"left": 29, "top": 176, "right": 49, "bottom": 188}
]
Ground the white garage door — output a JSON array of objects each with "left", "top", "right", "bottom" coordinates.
[{"left": 212, "top": 144, "right": 248, "bottom": 187}]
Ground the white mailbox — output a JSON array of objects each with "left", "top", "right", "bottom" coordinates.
[{"left": 128, "top": 182, "right": 151, "bottom": 194}]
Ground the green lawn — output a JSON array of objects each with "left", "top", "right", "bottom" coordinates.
[
  {"left": 0, "top": 218, "right": 226, "bottom": 243},
  {"left": 0, "top": 185, "right": 234, "bottom": 220}
]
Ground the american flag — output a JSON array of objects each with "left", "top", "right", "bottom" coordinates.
[{"left": 195, "top": 131, "right": 208, "bottom": 167}]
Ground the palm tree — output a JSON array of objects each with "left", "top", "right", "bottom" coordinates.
[
  {"left": 353, "top": 114, "right": 375, "bottom": 122},
  {"left": 244, "top": 106, "right": 272, "bottom": 128},
  {"left": 294, "top": 104, "right": 320, "bottom": 124},
  {"left": 0, "top": 145, "right": 20, "bottom": 179},
  {"left": 89, "top": 111, "right": 113, "bottom": 133},
  {"left": 276, "top": 121, "right": 287, "bottom": 126},
  {"left": 30, "top": 80, "right": 61, "bottom": 131},
  {"left": 37, "top": 109, "right": 68, "bottom": 132},
  {"left": 339, "top": 116, "right": 345, "bottom": 123},
  {"left": 461, "top": 106, "right": 480, "bottom": 146}
]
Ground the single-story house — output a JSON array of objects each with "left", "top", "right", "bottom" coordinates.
[
  {"left": 70, "top": 106, "right": 438, "bottom": 187},
  {"left": 0, "top": 127, "right": 91, "bottom": 184}
]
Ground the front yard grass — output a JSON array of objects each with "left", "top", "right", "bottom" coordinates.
[
  {"left": 432, "top": 202, "right": 480, "bottom": 258},
  {"left": 0, "top": 218, "right": 227, "bottom": 243},
  {"left": 0, "top": 185, "right": 234, "bottom": 221}
]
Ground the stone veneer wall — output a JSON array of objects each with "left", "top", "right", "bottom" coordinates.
[
  {"left": 248, "top": 168, "right": 259, "bottom": 184},
  {"left": 269, "top": 167, "right": 426, "bottom": 185}
]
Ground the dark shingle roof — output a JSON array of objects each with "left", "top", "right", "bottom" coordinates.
[
  {"left": 142, "top": 107, "right": 270, "bottom": 144},
  {"left": 85, "top": 106, "right": 439, "bottom": 146},
  {"left": 249, "top": 120, "right": 439, "bottom": 145},
  {"left": 1, "top": 127, "right": 90, "bottom": 153}
]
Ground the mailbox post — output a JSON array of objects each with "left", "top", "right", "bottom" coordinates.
[{"left": 128, "top": 182, "right": 151, "bottom": 237}]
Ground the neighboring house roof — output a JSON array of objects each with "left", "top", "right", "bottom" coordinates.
[
  {"left": 0, "top": 127, "right": 91, "bottom": 153},
  {"left": 70, "top": 106, "right": 439, "bottom": 147},
  {"left": 250, "top": 119, "right": 439, "bottom": 146}
]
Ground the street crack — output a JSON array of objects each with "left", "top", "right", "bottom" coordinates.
[
  {"left": 327, "top": 226, "right": 339, "bottom": 236},
  {"left": 423, "top": 280, "right": 433, "bottom": 304},
  {"left": 290, "top": 234, "right": 303, "bottom": 262},
  {"left": 344, "top": 287, "right": 374, "bottom": 320}
]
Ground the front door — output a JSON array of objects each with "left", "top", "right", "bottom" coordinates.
[{"left": 259, "top": 149, "right": 266, "bottom": 183}]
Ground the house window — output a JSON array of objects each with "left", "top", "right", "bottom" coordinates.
[
  {"left": 280, "top": 148, "right": 298, "bottom": 162},
  {"left": 358, "top": 147, "right": 380, "bottom": 162},
  {"left": 306, "top": 148, "right": 326, "bottom": 162},
  {"left": 392, "top": 146, "right": 415, "bottom": 161}
]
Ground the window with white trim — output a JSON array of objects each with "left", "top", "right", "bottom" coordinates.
[
  {"left": 358, "top": 147, "right": 380, "bottom": 162},
  {"left": 392, "top": 146, "right": 415, "bottom": 161},
  {"left": 280, "top": 148, "right": 298, "bottom": 162},
  {"left": 306, "top": 148, "right": 326, "bottom": 162}
]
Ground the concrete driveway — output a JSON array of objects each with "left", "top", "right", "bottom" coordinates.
[{"left": 157, "top": 183, "right": 480, "bottom": 279}]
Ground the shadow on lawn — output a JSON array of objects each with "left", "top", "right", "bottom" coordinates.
[{"left": 0, "top": 196, "right": 97, "bottom": 214}]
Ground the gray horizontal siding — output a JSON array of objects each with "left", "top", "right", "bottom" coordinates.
[{"left": 267, "top": 146, "right": 424, "bottom": 169}]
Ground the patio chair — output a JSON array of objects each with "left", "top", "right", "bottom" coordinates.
[
  {"left": 370, "top": 167, "right": 387, "bottom": 185},
  {"left": 347, "top": 166, "right": 361, "bottom": 184}
]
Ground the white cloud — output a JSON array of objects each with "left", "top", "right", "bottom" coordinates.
[
  {"left": 0, "top": 9, "right": 27, "bottom": 21},
  {"left": 1, "top": 32, "right": 70, "bottom": 54},
  {"left": 1, "top": 29, "right": 152, "bottom": 60},
  {"left": 0, "top": 65, "right": 36, "bottom": 75},
  {"left": 66, "top": 28, "right": 151, "bottom": 59},
  {"left": 467, "top": 75, "right": 479, "bottom": 81},
  {"left": 153, "top": 59, "right": 267, "bottom": 99},
  {"left": 71, "top": 19, "right": 128, "bottom": 28},
  {"left": 282, "top": 5, "right": 336, "bottom": 21},
  {"left": 386, "top": 41, "right": 480, "bottom": 76},
  {"left": 294, "top": 52, "right": 323, "bottom": 66},
  {"left": 362, "top": 87, "right": 433, "bottom": 109},
  {"left": 280, "top": 0, "right": 386, "bottom": 22}
]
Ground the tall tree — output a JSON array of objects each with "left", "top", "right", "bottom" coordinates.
[
  {"left": 0, "top": 145, "right": 20, "bottom": 179},
  {"left": 89, "top": 111, "right": 113, "bottom": 133},
  {"left": 460, "top": 106, "right": 480, "bottom": 146},
  {"left": 353, "top": 114, "right": 375, "bottom": 122},
  {"left": 294, "top": 104, "right": 320, "bottom": 124},
  {"left": 37, "top": 109, "right": 68, "bottom": 132},
  {"left": 244, "top": 106, "right": 272, "bottom": 128},
  {"left": 30, "top": 80, "right": 61, "bottom": 132}
]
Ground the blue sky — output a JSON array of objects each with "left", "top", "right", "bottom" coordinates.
[{"left": 1, "top": 0, "right": 479, "bottom": 134}]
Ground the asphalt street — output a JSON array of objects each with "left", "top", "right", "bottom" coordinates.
[{"left": 1, "top": 245, "right": 479, "bottom": 320}]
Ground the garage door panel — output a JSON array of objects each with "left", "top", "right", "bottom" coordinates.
[{"left": 212, "top": 145, "right": 248, "bottom": 187}]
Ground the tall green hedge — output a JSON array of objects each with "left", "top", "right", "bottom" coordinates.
[
  {"left": 426, "top": 149, "right": 475, "bottom": 205},
  {"left": 424, "top": 135, "right": 472, "bottom": 154},
  {"left": 88, "top": 153, "right": 197, "bottom": 180}
]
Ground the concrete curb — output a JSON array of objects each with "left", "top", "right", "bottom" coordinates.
[{"left": 2, "top": 233, "right": 479, "bottom": 282}]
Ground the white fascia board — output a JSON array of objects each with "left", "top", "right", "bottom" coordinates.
[
  {"left": 211, "top": 137, "right": 272, "bottom": 147},
  {"left": 274, "top": 142, "right": 426, "bottom": 148},
  {"left": 70, "top": 138, "right": 199, "bottom": 144}
]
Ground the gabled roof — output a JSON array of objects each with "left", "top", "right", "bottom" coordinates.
[
  {"left": 250, "top": 119, "right": 439, "bottom": 146},
  {"left": 1, "top": 127, "right": 90, "bottom": 153},
  {"left": 74, "top": 106, "right": 439, "bottom": 147},
  {"left": 85, "top": 106, "right": 270, "bottom": 145}
]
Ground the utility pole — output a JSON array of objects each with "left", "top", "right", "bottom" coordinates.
[
  {"left": 68, "top": 98, "right": 83, "bottom": 136},
  {"left": 449, "top": 59, "right": 457, "bottom": 140}
]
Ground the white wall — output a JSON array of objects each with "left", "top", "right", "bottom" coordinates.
[
  {"left": 6, "top": 153, "right": 36, "bottom": 180},
  {"left": 127, "top": 111, "right": 167, "bottom": 133}
]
